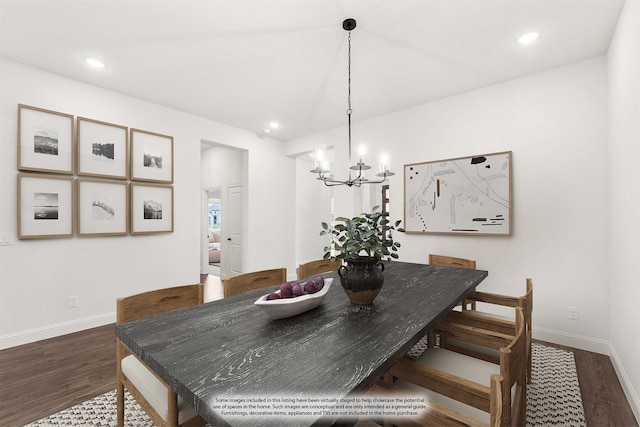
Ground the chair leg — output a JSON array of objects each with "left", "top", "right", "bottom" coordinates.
[
  {"left": 527, "top": 336, "right": 532, "bottom": 384},
  {"left": 116, "top": 341, "right": 125, "bottom": 427},
  {"left": 168, "top": 388, "right": 179, "bottom": 427},
  {"left": 383, "top": 372, "right": 394, "bottom": 385},
  {"left": 428, "top": 330, "right": 437, "bottom": 348},
  {"left": 116, "top": 381, "right": 125, "bottom": 427}
]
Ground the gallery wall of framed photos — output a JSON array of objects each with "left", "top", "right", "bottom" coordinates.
[{"left": 16, "top": 103, "right": 174, "bottom": 239}]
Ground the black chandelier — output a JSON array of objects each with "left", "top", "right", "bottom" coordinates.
[{"left": 310, "top": 18, "right": 395, "bottom": 187}]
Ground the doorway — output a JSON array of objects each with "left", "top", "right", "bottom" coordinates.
[{"left": 200, "top": 141, "right": 247, "bottom": 278}]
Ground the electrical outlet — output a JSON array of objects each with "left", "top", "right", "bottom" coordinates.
[
  {"left": 68, "top": 295, "right": 79, "bottom": 308},
  {"left": 567, "top": 306, "right": 578, "bottom": 320},
  {"left": 0, "top": 233, "right": 13, "bottom": 246}
]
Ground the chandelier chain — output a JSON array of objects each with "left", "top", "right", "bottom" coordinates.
[
  {"left": 347, "top": 30, "right": 352, "bottom": 115},
  {"left": 347, "top": 29, "right": 353, "bottom": 170}
]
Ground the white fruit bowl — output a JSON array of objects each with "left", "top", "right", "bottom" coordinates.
[{"left": 254, "top": 278, "right": 333, "bottom": 320}]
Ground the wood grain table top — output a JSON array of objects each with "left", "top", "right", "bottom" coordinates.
[{"left": 116, "top": 261, "right": 488, "bottom": 426}]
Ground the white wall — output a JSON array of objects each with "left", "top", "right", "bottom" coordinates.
[
  {"left": 245, "top": 141, "right": 297, "bottom": 279},
  {"left": 290, "top": 56, "right": 611, "bottom": 353},
  {"left": 201, "top": 145, "right": 245, "bottom": 188},
  {"left": 294, "top": 157, "right": 333, "bottom": 266},
  {"left": 0, "top": 60, "right": 296, "bottom": 348},
  {"left": 608, "top": 0, "right": 640, "bottom": 420}
]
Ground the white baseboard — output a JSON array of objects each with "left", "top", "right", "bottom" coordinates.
[
  {"left": 609, "top": 344, "right": 640, "bottom": 424},
  {"left": 532, "top": 325, "right": 610, "bottom": 355},
  {"left": 0, "top": 312, "right": 115, "bottom": 350}
]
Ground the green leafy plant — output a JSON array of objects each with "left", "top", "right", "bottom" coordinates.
[{"left": 320, "top": 206, "right": 404, "bottom": 262}]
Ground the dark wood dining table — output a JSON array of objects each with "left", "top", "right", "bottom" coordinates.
[{"left": 115, "top": 261, "right": 488, "bottom": 426}]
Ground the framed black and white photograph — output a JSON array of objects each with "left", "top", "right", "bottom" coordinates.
[
  {"left": 18, "top": 104, "right": 74, "bottom": 174},
  {"left": 130, "top": 128, "right": 173, "bottom": 183},
  {"left": 404, "top": 151, "right": 512, "bottom": 235},
  {"left": 18, "top": 173, "right": 74, "bottom": 239},
  {"left": 77, "top": 117, "right": 128, "bottom": 179},
  {"left": 131, "top": 183, "right": 173, "bottom": 234},
  {"left": 77, "top": 179, "right": 128, "bottom": 236}
]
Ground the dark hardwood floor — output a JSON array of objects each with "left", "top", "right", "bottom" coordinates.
[
  {"left": 534, "top": 339, "right": 638, "bottom": 427},
  {"left": 0, "top": 323, "right": 117, "bottom": 426},
  {"left": 0, "top": 276, "right": 636, "bottom": 426}
]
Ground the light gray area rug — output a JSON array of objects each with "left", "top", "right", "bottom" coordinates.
[
  {"left": 25, "top": 343, "right": 585, "bottom": 426},
  {"left": 526, "top": 343, "right": 586, "bottom": 426}
]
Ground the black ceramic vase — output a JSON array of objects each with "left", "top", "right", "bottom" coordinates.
[{"left": 338, "top": 257, "right": 385, "bottom": 305}]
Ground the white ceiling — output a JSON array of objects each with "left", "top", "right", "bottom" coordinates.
[{"left": 0, "top": 0, "right": 624, "bottom": 142}]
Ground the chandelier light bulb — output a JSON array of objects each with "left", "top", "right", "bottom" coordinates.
[
  {"left": 321, "top": 160, "right": 331, "bottom": 173},
  {"left": 358, "top": 144, "right": 367, "bottom": 159},
  {"left": 379, "top": 152, "right": 390, "bottom": 172},
  {"left": 314, "top": 146, "right": 326, "bottom": 169}
]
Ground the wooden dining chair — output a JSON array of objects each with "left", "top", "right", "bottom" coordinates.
[
  {"left": 429, "top": 253, "right": 477, "bottom": 310},
  {"left": 222, "top": 267, "right": 286, "bottom": 297},
  {"left": 436, "top": 278, "right": 534, "bottom": 383},
  {"left": 297, "top": 259, "right": 341, "bottom": 280},
  {"left": 371, "top": 307, "right": 527, "bottom": 427},
  {"left": 116, "top": 284, "right": 206, "bottom": 427},
  {"left": 429, "top": 253, "right": 477, "bottom": 270}
]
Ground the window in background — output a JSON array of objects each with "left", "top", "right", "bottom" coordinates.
[{"left": 209, "top": 200, "right": 221, "bottom": 230}]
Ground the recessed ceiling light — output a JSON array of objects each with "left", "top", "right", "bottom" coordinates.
[
  {"left": 84, "top": 57, "right": 105, "bottom": 69},
  {"left": 269, "top": 122, "right": 279, "bottom": 129},
  {"left": 517, "top": 32, "right": 540, "bottom": 46},
  {"left": 263, "top": 128, "right": 271, "bottom": 134}
]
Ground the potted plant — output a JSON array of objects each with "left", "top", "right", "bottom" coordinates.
[{"left": 320, "top": 206, "right": 403, "bottom": 304}]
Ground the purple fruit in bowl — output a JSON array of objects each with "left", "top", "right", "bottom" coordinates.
[
  {"left": 266, "top": 292, "right": 281, "bottom": 300},
  {"left": 312, "top": 277, "right": 325, "bottom": 291},
  {"left": 303, "top": 281, "right": 319, "bottom": 294},
  {"left": 280, "top": 282, "right": 293, "bottom": 298},
  {"left": 291, "top": 282, "right": 303, "bottom": 297}
]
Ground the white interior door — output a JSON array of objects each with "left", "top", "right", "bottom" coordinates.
[
  {"left": 200, "top": 190, "right": 209, "bottom": 274},
  {"left": 227, "top": 184, "right": 244, "bottom": 277}
]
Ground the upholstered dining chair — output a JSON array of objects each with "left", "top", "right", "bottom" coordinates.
[
  {"left": 297, "top": 259, "right": 341, "bottom": 280},
  {"left": 370, "top": 308, "right": 527, "bottom": 427},
  {"left": 116, "top": 284, "right": 206, "bottom": 427},
  {"left": 222, "top": 267, "right": 286, "bottom": 298}
]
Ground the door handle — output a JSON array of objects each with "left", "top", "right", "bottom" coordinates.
[{"left": 227, "top": 238, "right": 231, "bottom": 241}]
